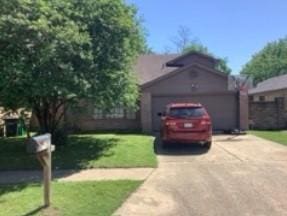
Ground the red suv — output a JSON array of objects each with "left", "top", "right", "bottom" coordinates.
[{"left": 159, "top": 103, "right": 212, "bottom": 149}]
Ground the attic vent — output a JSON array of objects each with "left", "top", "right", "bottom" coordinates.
[
  {"left": 190, "top": 70, "right": 198, "bottom": 78},
  {"left": 191, "top": 83, "right": 199, "bottom": 91}
]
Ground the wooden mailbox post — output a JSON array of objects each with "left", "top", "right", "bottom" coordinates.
[{"left": 27, "top": 134, "right": 55, "bottom": 207}]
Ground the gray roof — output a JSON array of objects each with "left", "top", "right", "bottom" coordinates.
[
  {"left": 134, "top": 54, "right": 179, "bottom": 85},
  {"left": 249, "top": 74, "right": 287, "bottom": 94}
]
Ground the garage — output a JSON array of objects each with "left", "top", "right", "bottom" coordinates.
[
  {"left": 151, "top": 93, "right": 238, "bottom": 131},
  {"left": 139, "top": 51, "right": 248, "bottom": 133}
]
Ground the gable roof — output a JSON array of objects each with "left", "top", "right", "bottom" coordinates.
[
  {"left": 141, "top": 62, "right": 228, "bottom": 89},
  {"left": 134, "top": 52, "right": 226, "bottom": 87},
  {"left": 249, "top": 74, "right": 287, "bottom": 94},
  {"left": 134, "top": 54, "right": 179, "bottom": 85},
  {"left": 165, "top": 51, "right": 219, "bottom": 67}
]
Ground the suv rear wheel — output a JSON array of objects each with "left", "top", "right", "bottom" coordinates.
[
  {"left": 203, "top": 141, "right": 212, "bottom": 149},
  {"left": 162, "top": 141, "right": 168, "bottom": 148}
]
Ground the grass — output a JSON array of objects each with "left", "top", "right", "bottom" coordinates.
[
  {"left": 0, "top": 180, "right": 141, "bottom": 216},
  {"left": 0, "top": 134, "right": 157, "bottom": 170},
  {"left": 249, "top": 130, "right": 287, "bottom": 146}
]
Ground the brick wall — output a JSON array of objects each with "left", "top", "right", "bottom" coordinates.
[
  {"left": 65, "top": 101, "right": 141, "bottom": 132},
  {"left": 66, "top": 113, "right": 141, "bottom": 132},
  {"left": 249, "top": 97, "right": 287, "bottom": 129},
  {"left": 140, "top": 92, "right": 152, "bottom": 133}
]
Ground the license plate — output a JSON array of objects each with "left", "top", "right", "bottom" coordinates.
[{"left": 184, "top": 123, "right": 193, "bottom": 128}]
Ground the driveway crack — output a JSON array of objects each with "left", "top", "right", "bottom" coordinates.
[{"left": 216, "top": 143, "right": 244, "bottom": 162}]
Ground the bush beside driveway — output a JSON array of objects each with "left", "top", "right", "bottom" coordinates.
[
  {"left": 0, "top": 134, "right": 157, "bottom": 171},
  {"left": 249, "top": 130, "right": 287, "bottom": 146}
]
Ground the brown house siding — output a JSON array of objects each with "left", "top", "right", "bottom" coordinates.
[
  {"left": 143, "top": 66, "right": 228, "bottom": 95},
  {"left": 140, "top": 92, "right": 152, "bottom": 133},
  {"left": 66, "top": 110, "right": 141, "bottom": 132},
  {"left": 239, "top": 91, "right": 249, "bottom": 130}
]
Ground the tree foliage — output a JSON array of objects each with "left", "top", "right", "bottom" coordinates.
[
  {"left": 0, "top": 0, "right": 145, "bottom": 143},
  {"left": 170, "top": 26, "right": 232, "bottom": 74},
  {"left": 171, "top": 26, "right": 194, "bottom": 53},
  {"left": 241, "top": 37, "right": 287, "bottom": 83}
]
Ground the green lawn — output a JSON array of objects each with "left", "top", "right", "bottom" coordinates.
[
  {"left": 0, "top": 134, "right": 157, "bottom": 170},
  {"left": 249, "top": 130, "right": 287, "bottom": 146},
  {"left": 0, "top": 180, "right": 141, "bottom": 216}
]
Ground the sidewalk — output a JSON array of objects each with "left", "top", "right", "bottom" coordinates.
[{"left": 0, "top": 168, "right": 154, "bottom": 184}]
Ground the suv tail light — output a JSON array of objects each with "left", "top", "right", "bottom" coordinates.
[
  {"left": 166, "top": 121, "right": 176, "bottom": 126},
  {"left": 200, "top": 117, "right": 211, "bottom": 126},
  {"left": 200, "top": 120, "right": 210, "bottom": 125}
]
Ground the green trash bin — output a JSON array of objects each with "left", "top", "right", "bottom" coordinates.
[{"left": 17, "top": 118, "right": 26, "bottom": 136}]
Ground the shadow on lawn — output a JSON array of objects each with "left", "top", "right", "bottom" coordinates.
[
  {"left": 0, "top": 135, "right": 118, "bottom": 171},
  {"left": 0, "top": 137, "right": 27, "bottom": 153},
  {"left": 0, "top": 183, "right": 47, "bottom": 216},
  {"left": 0, "top": 183, "right": 30, "bottom": 197},
  {"left": 22, "top": 205, "right": 48, "bottom": 216},
  {"left": 0, "top": 137, "right": 41, "bottom": 171},
  {"left": 53, "top": 136, "right": 118, "bottom": 170}
]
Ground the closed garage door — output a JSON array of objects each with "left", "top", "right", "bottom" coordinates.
[{"left": 152, "top": 94, "right": 238, "bottom": 131}]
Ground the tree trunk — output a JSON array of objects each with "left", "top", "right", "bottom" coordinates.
[{"left": 34, "top": 101, "right": 67, "bottom": 145}]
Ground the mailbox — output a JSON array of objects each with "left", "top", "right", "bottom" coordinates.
[
  {"left": 27, "top": 134, "right": 54, "bottom": 154},
  {"left": 26, "top": 133, "right": 55, "bottom": 207}
]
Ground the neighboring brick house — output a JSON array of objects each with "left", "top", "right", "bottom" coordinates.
[
  {"left": 249, "top": 74, "right": 287, "bottom": 129},
  {"left": 66, "top": 51, "right": 249, "bottom": 133},
  {"left": 0, "top": 108, "right": 32, "bottom": 136}
]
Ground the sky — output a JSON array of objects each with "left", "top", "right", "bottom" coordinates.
[{"left": 126, "top": 0, "right": 287, "bottom": 74}]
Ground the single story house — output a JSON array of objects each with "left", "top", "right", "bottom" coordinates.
[
  {"left": 67, "top": 51, "right": 249, "bottom": 133},
  {"left": 249, "top": 74, "right": 287, "bottom": 129}
]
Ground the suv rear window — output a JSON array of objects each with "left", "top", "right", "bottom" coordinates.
[{"left": 168, "top": 107, "right": 206, "bottom": 118}]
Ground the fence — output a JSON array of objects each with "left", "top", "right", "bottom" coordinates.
[{"left": 249, "top": 97, "right": 287, "bottom": 129}]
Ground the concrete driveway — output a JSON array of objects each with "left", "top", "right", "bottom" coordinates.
[{"left": 115, "top": 134, "right": 287, "bottom": 216}]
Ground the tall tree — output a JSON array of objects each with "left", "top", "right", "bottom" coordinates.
[
  {"left": 171, "top": 26, "right": 195, "bottom": 53},
  {"left": 170, "top": 26, "right": 232, "bottom": 74},
  {"left": 241, "top": 37, "right": 287, "bottom": 83},
  {"left": 0, "top": 0, "right": 145, "bottom": 144}
]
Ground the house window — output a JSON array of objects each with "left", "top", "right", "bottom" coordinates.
[
  {"left": 105, "top": 107, "right": 124, "bottom": 119},
  {"left": 126, "top": 109, "right": 136, "bottom": 119},
  {"left": 259, "top": 96, "right": 265, "bottom": 102},
  {"left": 93, "top": 106, "right": 136, "bottom": 120},
  {"left": 94, "top": 108, "right": 104, "bottom": 119}
]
